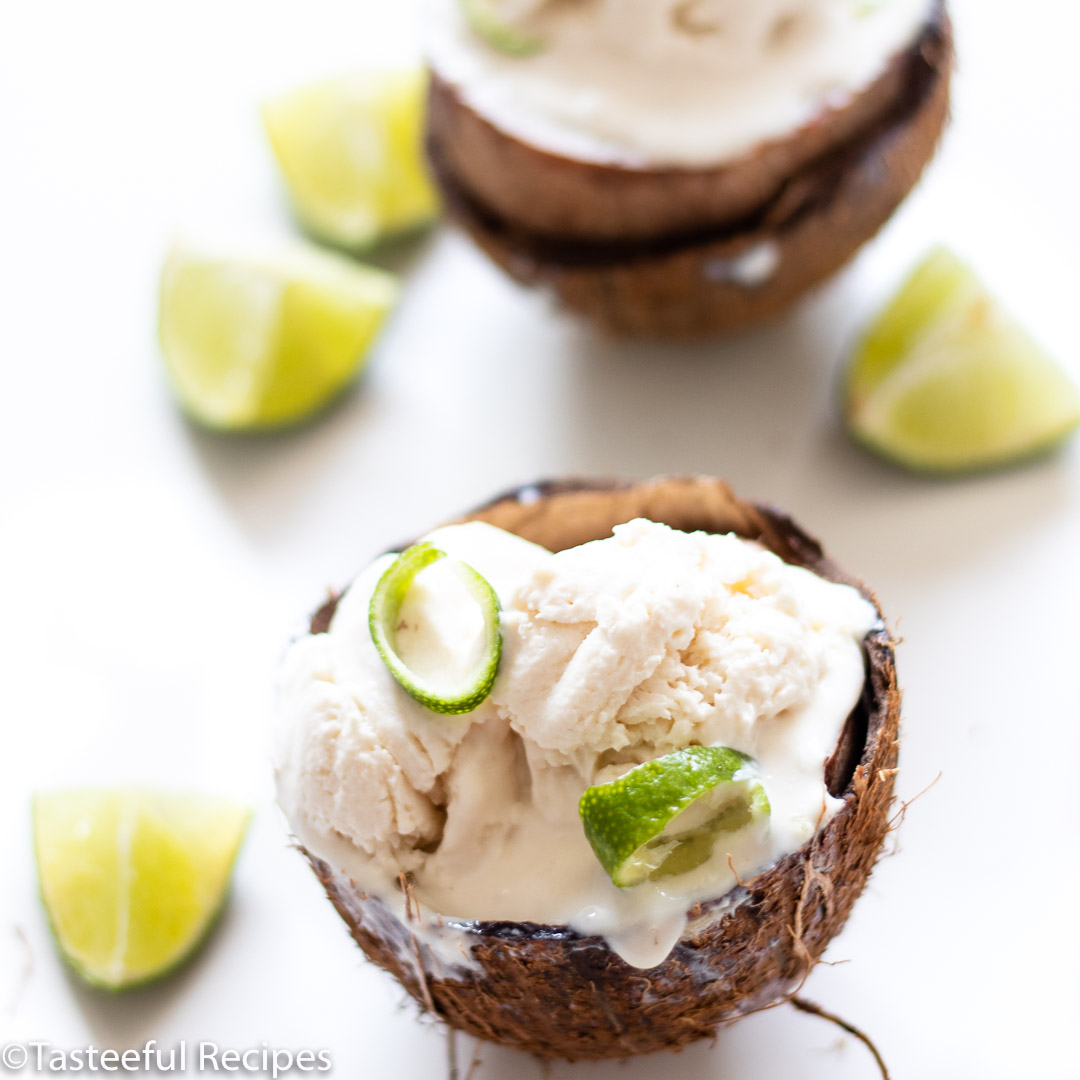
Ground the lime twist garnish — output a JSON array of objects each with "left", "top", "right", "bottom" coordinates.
[
  {"left": 579, "top": 746, "right": 770, "bottom": 889},
  {"left": 263, "top": 68, "right": 439, "bottom": 251},
  {"left": 34, "top": 789, "right": 250, "bottom": 990},
  {"left": 845, "top": 246, "right": 1080, "bottom": 473},
  {"left": 459, "top": 0, "right": 546, "bottom": 57},
  {"left": 369, "top": 543, "right": 503, "bottom": 715}
]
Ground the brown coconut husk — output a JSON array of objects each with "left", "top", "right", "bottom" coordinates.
[
  {"left": 425, "top": 10, "right": 952, "bottom": 338},
  {"left": 427, "top": 4, "right": 942, "bottom": 244},
  {"left": 300, "top": 476, "right": 901, "bottom": 1061}
]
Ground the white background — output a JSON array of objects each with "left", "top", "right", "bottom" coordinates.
[{"left": 1, "top": 2, "right": 1078, "bottom": 1077}]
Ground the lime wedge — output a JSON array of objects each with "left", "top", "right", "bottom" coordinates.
[
  {"left": 459, "top": 0, "right": 546, "bottom": 56},
  {"left": 369, "top": 542, "right": 503, "bottom": 715},
  {"left": 846, "top": 248, "right": 1080, "bottom": 472},
  {"left": 263, "top": 68, "right": 439, "bottom": 250},
  {"left": 579, "top": 747, "right": 770, "bottom": 889},
  {"left": 34, "top": 790, "right": 250, "bottom": 990},
  {"left": 159, "top": 240, "right": 397, "bottom": 430}
]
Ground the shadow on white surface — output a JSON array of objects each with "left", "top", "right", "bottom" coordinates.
[
  {"left": 181, "top": 382, "right": 384, "bottom": 549},
  {"left": 60, "top": 901, "right": 247, "bottom": 1048},
  {"left": 553, "top": 264, "right": 869, "bottom": 487}
]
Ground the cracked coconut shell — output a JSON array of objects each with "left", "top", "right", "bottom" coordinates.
[
  {"left": 425, "top": 5, "right": 951, "bottom": 337},
  {"left": 301, "top": 476, "right": 901, "bottom": 1061}
]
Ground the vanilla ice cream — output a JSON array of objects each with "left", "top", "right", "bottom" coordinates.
[
  {"left": 426, "top": 0, "right": 935, "bottom": 167},
  {"left": 276, "top": 519, "right": 878, "bottom": 968}
]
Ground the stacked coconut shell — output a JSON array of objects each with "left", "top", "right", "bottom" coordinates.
[{"left": 426, "top": 5, "right": 952, "bottom": 337}]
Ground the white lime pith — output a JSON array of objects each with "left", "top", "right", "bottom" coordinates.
[
  {"left": 158, "top": 241, "right": 397, "bottom": 431},
  {"left": 263, "top": 68, "right": 439, "bottom": 250},
  {"left": 33, "top": 790, "right": 250, "bottom": 990},
  {"left": 846, "top": 247, "right": 1080, "bottom": 472},
  {"left": 369, "top": 542, "right": 503, "bottom": 715},
  {"left": 579, "top": 747, "right": 770, "bottom": 889}
]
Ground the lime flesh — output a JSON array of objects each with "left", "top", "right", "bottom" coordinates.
[
  {"left": 159, "top": 241, "right": 397, "bottom": 431},
  {"left": 579, "top": 747, "right": 770, "bottom": 889},
  {"left": 34, "top": 790, "right": 250, "bottom": 990},
  {"left": 846, "top": 248, "right": 1080, "bottom": 472},
  {"left": 263, "top": 68, "right": 438, "bottom": 250}
]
